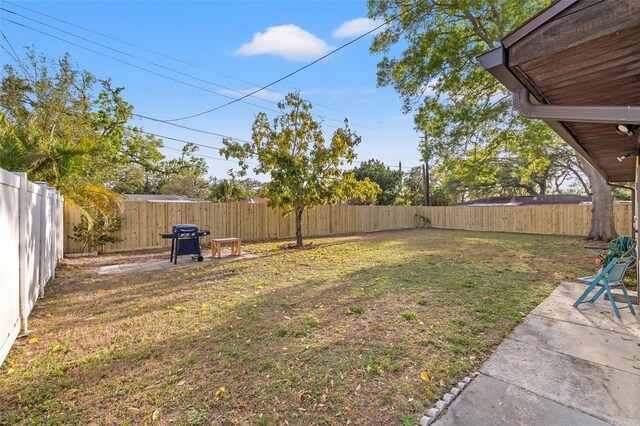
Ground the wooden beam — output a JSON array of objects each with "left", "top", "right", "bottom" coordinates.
[{"left": 509, "top": 0, "right": 640, "bottom": 66}]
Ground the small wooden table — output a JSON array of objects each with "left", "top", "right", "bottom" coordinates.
[{"left": 211, "top": 237, "right": 241, "bottom": 258}]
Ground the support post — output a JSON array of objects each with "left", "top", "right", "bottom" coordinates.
[
  {"left": 422, "top": 132, "right": 431, "bottom": 206},
  {"left": 424, "top": 161, "right": 430, "bottom": 206},
  {"left": 636, "top": 156, "right": 640, "bottom": 308},
  {"left": 15, "top": 173, "right": 28, "bottom": 334},
  {"left": 35, "top": 182, "right": 47, "bottom": 298},
  {"left": 48, "top": 188, "right": 56, "bottom": 279}
]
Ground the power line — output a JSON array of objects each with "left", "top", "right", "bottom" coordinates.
[
  {"left": 0, "top": 14, "right": 298, "bottom": 119},
  {"left": 134, "top": 114, "right": 252, "bottom": 143},
  {"left": 0, "top": 15, "right": 358, "bottom": 131},
  {"left": 1, "top": 25, "right": 419, "bottom": 172},
  {"left": 1, "top": 6, "right": 369, "bottom": 128},
  {"left": 3, "top": 0, "right": 349, "bottom": 116},
  {"left": 0, "top": 30, "right": 31, "bottom": 76},
  {"left": 139, "top": 130, "right": 225, "bottom": 152},
  {"left": 160, "top": 145, "right": 239, "bottom": 164},
  {"left": 162, "top": 1, "right": 426, "bottom": 122}
]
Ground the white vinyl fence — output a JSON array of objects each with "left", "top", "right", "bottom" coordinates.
[{"left": 0, "top": 168, "right": 63, "bottom": 366}]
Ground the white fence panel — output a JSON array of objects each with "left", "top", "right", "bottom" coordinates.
[
  {"left": 0, "top": 170, "right": 62, "bottom": 366},
  {"left": 23, "top": 180, "right": 43, "bottom": 325},
  {"left": 0, "top": 169, "right": 21, "bottom": 365}
]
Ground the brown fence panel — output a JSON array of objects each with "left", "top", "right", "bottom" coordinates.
[{"left": 63, "top": 201, "right": 634, "bottom": 253}]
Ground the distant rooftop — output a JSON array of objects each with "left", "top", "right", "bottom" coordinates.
[
  {"left": 124, "top": 194, "right": 208, "bottom": 202},
  {"left": 454, "top": 194, "right": 591, "bottom": 206}
]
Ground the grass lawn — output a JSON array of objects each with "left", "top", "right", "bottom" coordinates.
[{"left": 0, "top": 228, "right": 594, "bottom": 425}]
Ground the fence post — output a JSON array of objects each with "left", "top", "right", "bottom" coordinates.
[
  {"left": 57, "top": 194, "right": 64, "bottom": 261},
  {"left": 35, "top": 182, "right": 47, "bottom": 298},
  {"left": 15, "top": 172, "right": 28, "bottom": 334},
  {"left": 47, "top": 188, "right": 56, "bottom": 279}
]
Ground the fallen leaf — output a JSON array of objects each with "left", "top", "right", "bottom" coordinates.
[
  {"left": 96, "top": 289, "right": 110, "bottom": 295},
  {"left": 128, "top": 407, "right": 141, "bottom": 415},
  {"left": 420, "top": 370, "right": 431, "bottom": 382},
  {"left": 296, "top": 390, "right": 308, "bottom": 406},
  {"left": 152, "top": 409, "right": 161, "bottom": 421},
  {"left": 28, "top": 337, "right": 38, "bottom": 344},
  {"left": 201, "top": 303, "right": 210, "bottom": 312},
  {"left": 215, "top": 386, "right": 225, "bottom": 396},
  {"left": 65, "top": 388, "right": 78, "bottom": 395},
  {"left": 177, "top": 380, "right": 186, "bottom": 386}
]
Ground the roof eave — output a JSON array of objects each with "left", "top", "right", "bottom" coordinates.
[
  {"left": 477, "top": 46, "right": 610, "bottom": 179},
  {"left": 501, "top": 0, "right": 578, "bottom": 48}
]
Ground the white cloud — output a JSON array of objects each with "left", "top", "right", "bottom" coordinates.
[
  {"left": 218, "top": 88, "right": 284, "bottom": 102},
  {"left": 235, "top": 24, "right": 332, "bottom": 61},
  {"left": 332, "top": 17, "right": 386, "bottom": 39}
]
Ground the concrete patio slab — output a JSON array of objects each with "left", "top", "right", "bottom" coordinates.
[
  {"left": 532, "top": 283, "right": 640, "bottom": 337},
  {"left": 98, "top": 251, "right": 257, "bottom": 275},
  {"left": 435, "top": 375, "right": 610, "bottom": 426},
  {"left": 139, "top": 262, "right": 164, "bottom": 272},
  {"left": 481, "top": 338, "right": 640, "bottom": 425},
  {"left": 434, "top": 281, "right": 640, "bottom": 426},
  {"left": 510, "top": 314, "right": 640, "bottom": 375}
]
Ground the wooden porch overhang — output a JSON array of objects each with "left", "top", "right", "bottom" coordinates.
[{"left": 478, "top": 0, "right": 640, "bottom": 184}]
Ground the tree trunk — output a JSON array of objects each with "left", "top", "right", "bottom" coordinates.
[
  {"left": 295, "top": 207, "right": 304, "bottom": 248},
  {"left": 580, "top": 158, "right": 618, "bottom": 241}
]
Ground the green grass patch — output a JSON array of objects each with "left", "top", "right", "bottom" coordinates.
[
  {"left": 0, "top": 229, "right": 592, "bottom": 424},
  {"left": 347, "top": 306, "right": 365, "bottom": 314}
]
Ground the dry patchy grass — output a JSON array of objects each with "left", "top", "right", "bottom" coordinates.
[{"left": 0, "top": 229, "right": 593, "bottom": 425}]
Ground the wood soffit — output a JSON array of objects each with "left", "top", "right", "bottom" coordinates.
[{"left": 504, "top": 0, "right": 640, "bottom": 182}]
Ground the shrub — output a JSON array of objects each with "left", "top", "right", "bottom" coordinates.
[{"left": 69, "top": 209, "right": 122, "bottom": 253}]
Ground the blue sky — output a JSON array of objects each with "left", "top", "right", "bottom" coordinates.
[{"left": 1, "top": 0, "right": 423, "bottom": 180}]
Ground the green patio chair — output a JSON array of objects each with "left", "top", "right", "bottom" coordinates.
[{"left": 574, "top": 257, "right": 636, "bottom": 319}]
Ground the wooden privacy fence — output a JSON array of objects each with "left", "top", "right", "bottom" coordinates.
[
  {"left": 63, "top": 201, "right": 633, "bottom": 254},
  {"left": 422, "top": 204, "right": 632, "bottom": 236},
  {"left": 63, "top": 202, "right": 426, "bottom": 253},
  {"left": 1, "top": 169, "right": 63, "bottom": 366}
]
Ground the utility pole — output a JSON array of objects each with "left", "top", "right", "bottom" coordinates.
[{"left": 423, "top": 132, "right": 430, "bottom": 206}]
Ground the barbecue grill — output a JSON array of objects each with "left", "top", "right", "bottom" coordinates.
[{"left": 160, "top": 224, "right": 211, "bottom": 264}]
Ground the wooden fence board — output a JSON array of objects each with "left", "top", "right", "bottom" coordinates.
[{"left": 62, "top": 201, "right": 634, "bottom": 253}]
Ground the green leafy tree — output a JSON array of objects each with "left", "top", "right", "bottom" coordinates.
[
  {"left": 353, "top": 159, "right": 402, "bottom": 205},
  {"left": 69, "top": 208, "right": 122, "bottom": 253},
  {"left": 208, "top": 176, "right": 260, "bottom": 202},
  {"left": 0, "top": 49, "right": 164, "bottom": 213},
  {"left": 108, "top": 142, "right": 208, "bottom": 195},
  {"left": 221, "top": 92, "right": 380, "bottom": 248},
  {"left": 159, "top": 171, "right": 211, "bottom": 199},
  {"left": 369, "top": 0, "right": 616, "bottom": 240}
]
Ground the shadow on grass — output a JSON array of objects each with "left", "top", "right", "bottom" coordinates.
[{"left": 0, "top": 229, "right": 594, "bottom": 425}]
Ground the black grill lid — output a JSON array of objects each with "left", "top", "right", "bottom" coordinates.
[{"left": 172, "top": 224, "right": 198, "bottom": 233}]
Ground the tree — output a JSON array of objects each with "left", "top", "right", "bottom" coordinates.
[
  {"left": 208, "top": 176, "right": 261, "bottom": 202},
  {"left": 220, "top": 92, "right": 380, "bottom": 248},
  {"left": 159, "top": 171, "right": 211, "bottom": 199},
  {"left": 436, "top": 137, "right": 589, "bottom": 200},
  {"left": 353, "top": 159, "right": 402, "bottom": 205},
  {"left": 580, "top": 159, "right": 617, "bottom": 241},
  {"left": 107, "top": 142, "right": 208, "bottom": 196},
  {"left": 0, "top": 49, "right": 164, "bottom": 213},
  {"left": 369, "top": 0, "right": 616, "bottom": 240}
]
